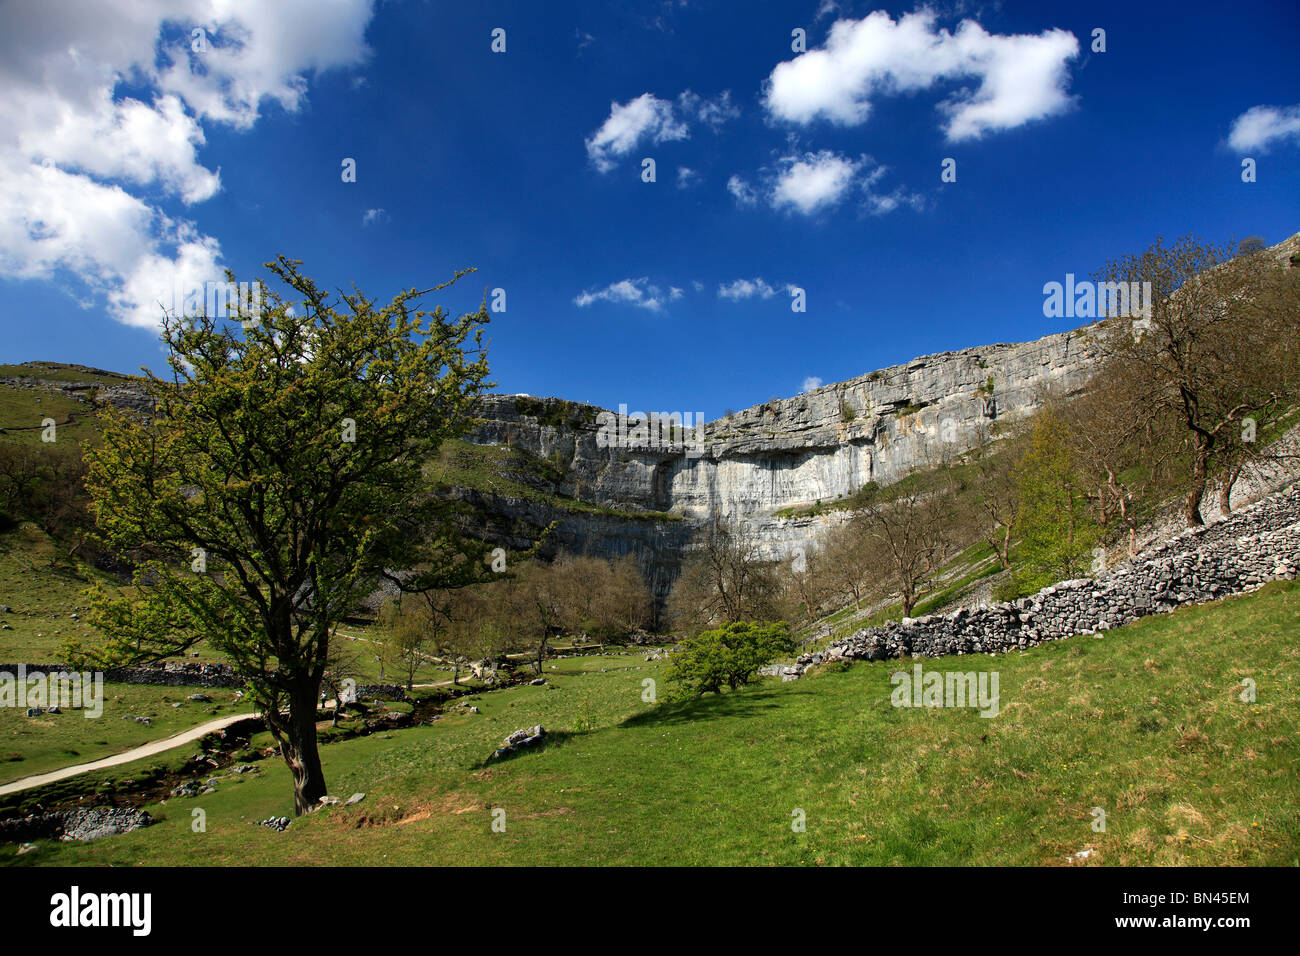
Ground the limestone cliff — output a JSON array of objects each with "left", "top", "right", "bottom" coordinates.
[{"left": 466, "top": 321, "right": 1109, "bottom": 574}]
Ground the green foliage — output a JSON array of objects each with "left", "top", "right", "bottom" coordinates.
[
  {"left": 1008, "top": 410, "right": 1099, "bottom": 596},
  {"left": 80, "top": 256, "right": 493, "bottom": 811},
  {"left": 840, "top": 400, "right": 856, "bottom": 423},
  {"left": 665, "top": 620, "right": 794, "bottom": 699},
  {"left": 513, "top": 397, "right": 594, "bottom": 429}
]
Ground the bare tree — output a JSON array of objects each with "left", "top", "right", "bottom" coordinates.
[
  {"left": 850, "top": 451, "right": 959, "bottom": 617},
  {"left": 667, "top": 516, "right": 782, "bottom": 634},
  {"left": 1094, "top": 236, "right": 1300, "bottom": 525},
  {"left": 819, "top": 519, "right": 880, "bottom": 610},
  {"left": 968, "top": 422, "right": 1026, "bottom": 570}
]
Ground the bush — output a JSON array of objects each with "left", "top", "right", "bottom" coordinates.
[{"left": 665, "top": 621, "right": 794, "bottom": 699}]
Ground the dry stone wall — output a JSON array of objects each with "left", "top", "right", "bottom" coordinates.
[{"left": 785, "top": 483, "right": 1300, "bottom": 679}]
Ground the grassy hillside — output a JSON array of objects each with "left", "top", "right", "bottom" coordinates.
[
  {"left": 0, "top": 683, "right": 250, "bottom": 786},
  {"left": 7, "top": 579, "right": 1297, "bottom": 866}
]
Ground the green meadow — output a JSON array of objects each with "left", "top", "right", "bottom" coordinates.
[{"left": 5, "top": 580, "right": 1296, "bottom": 867}]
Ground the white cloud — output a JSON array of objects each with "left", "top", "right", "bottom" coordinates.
[
  {"left": 679, "top": 89, "right": 740, "bottom": 128},
  {"left": 585, "top": 94, "right": 687, "bottom": 173},
  {"left": 763, "top": 10, "right": 1079, "bottom": 141},
  {"left": 727, "top": 175, "right": 758, "bottom": 205},
  {"left": 362, "top": 208, "right": 388, "bottom": 226},
  {"left": 574, "top": 277, "right": 669, "bottom": 312},
  {"left": 0, "top": 0, "right": 376, "bottom": 329},
  {"left": 585, "top": 90, "right": 737, "bottom": 172},
  {"left": 866, "top": 185, "right": 925, "bottom": 216},
  {"left": 800, "top": 376, "right": 823, "bottom": 393},
  {"left": 813, "top": 1, "right": 840, "bottom": 22},
  {"left": 1227, "top": 104, "right": 1300, "bottom": 152},
  {"left": 676, "top": 166, "right": 699, "bottom": 189},
  {"left": 718, "top": 278, "right": 778, "bottom": 301},
  {"left": 728, "top": 150, "right": 921, "bottom": 217},
  {"left": 772, "top": 150, "right": 862, "bottom": 214}
]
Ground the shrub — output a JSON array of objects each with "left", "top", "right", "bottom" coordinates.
[{"left": 665, "top": 621, "right": 795, "bottom": 699}]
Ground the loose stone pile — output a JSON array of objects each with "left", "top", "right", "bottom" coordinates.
[{"left": 786, "top": 484, "right": 1300, "bottom": 679}]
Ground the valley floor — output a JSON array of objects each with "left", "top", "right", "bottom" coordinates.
[{"left": 4, "top": 580, "right": 1297, "bottom": 867}]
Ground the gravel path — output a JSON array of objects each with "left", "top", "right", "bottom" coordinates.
[{"left": 0, "top": 710, "right": 257, "bottom": 797}]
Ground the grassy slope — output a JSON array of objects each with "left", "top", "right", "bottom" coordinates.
[
  {"left": 0, "top": 683, "right": 249, "bottom": 786},
  {"left": 8, "top": 580, "right": 1297, "bottom": 867}
]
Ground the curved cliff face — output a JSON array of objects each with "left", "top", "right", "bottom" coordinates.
[
  {"left": 460, "top": 321, "right": 1109, "bottom": 593},
  {"left": 469, "top": 322, "right": 1105, "bottom": 519}
]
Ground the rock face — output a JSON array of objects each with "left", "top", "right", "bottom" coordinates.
[
  {"left": 465, "top": 323, "right": 1109, "bottom": 593},
  {"left": 473, "top": 324, "right": 1103, "bottom": 520},
  {"left": 0, "top": 325, "right": 1126, "bottom": 604},
  {"left": 782, "top": 482, "right": 1300, "bottom": 679}
]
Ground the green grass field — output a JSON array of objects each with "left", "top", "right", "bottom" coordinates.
[
  {"left": 0, "top": 682, "right": 249, "bottom": 785},
  {"left": 6, "top": 580, "right": 1297, "bottom": 867}
]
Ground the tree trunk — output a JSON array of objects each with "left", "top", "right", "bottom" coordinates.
[
  {"left": 1184, "top": 459, "right": 1209, "bottom": 526},
  {"left": 268, "top": 683, "right": 328, "bottom": 815},
  {"left": 1219, "top": 462, "right": 1243, "bottom": 516},
  {"left": 1184, "top": 435, "right": 1212, "bottom": 527}
]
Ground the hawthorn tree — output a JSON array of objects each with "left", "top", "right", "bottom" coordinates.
[
  {"left": 665, "top": 621, "right": 794, "bottom": 699},
  {"left": 84, "top": 257, "right": 491, "bottom": 814}
]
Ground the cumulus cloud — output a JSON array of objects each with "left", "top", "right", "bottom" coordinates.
[
  {"left": 574, "top": 277, "right": 670, "bottom": 312},
  {"left": 0, "top": 0, "right": 375, "bottom": 329},
  {"left": 772, "top": 150, "right": 862, "bottom": 214},
  {"left": 1227, "top": 104, "right": 1300, "bottom": 152},
  {"left": 585, "top": 90, "right": 737, "bottom": 172},
  {"left": 718, "top": 278, "right": 779, "bottom": 301},
  {"left": 727, "top": 150, "right": 921, "bottom": 217},
  {"left": 800, "top": 376, "right": 823, "bottom": 393},
  {"left": 763, "top": 10, "right": 1079, "bottom": 141},
  {"left": 362, "top": 208, "right": 388, "bottom": 226}
]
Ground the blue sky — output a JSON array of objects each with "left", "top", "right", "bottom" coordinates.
[{"left": 1, "top": 0, "right": 1297, "bottom": 419}]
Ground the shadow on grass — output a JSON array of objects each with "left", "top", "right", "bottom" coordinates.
[{"left": 621, "top": 682, "right": 814, "bottom": 728}]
